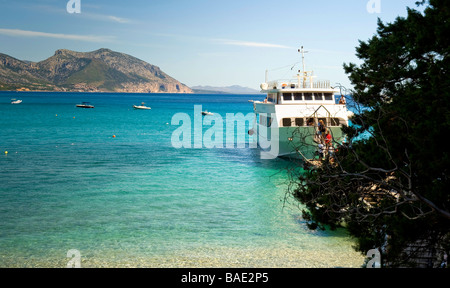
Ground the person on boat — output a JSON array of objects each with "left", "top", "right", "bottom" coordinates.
[
  {"left": 318, "top": 120, "right": 326, "bottom": 143},
  {"left": 317, "top": 144, "right": 324, "bottom": 161},
  {"left": 339, "top": 95, "right": 346, "bottom": 105},
  {"left": 328, "top": 144, "right": 335, "bottom": 163},
  {"left": 324, "top": 129, "right": 332, "bottom": 149}
]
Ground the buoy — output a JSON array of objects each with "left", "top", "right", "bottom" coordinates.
[
  {"left": 4, "top": 151, "right": 8, "bottom": 155},
  {"left": 112, "top": 135, "right": 116, "bottom": 138}
]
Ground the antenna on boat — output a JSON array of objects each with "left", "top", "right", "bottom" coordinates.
[
  {"left": 298, "top": 46, "right": 308, "bottom": 77},
  {"left": 298, "top": 46, "right": 309, "bottom": 88}
]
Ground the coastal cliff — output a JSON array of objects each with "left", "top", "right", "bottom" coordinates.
[{"left": 0, "top": 48, "right": 192, "bottom": 93}]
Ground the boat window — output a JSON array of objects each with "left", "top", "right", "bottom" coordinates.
[
  {"left": 331, "top": 118, "right": 341, "bottom": 126},
  {"left": 260, "top": 115, "right": 266, "bottom": 126},
  {"left": 260, "top": 115, "right": 273, "bottom": 127},
  {"left": 282, "top": 118, "right": 292, "bottom": 127},
  {"left": 318, "top": 118, "right": 327, "bottom": 126},
  {"left": 268, "top": 93, "right": 277, "bottom": 103},
  {"left": 259, "top": 115, "right": 272, "bottom": 127},
  {"left": 314, "top": 93, "right": 323, "bottom": 101},
  {"left": 295, "top": 118, "right": 304, "bottom": 127},
  {"left": 283, "top": 93, "right": 292, "bottom": 101},
  {"left": 294, "top": 93, "right": 303, "bottom": 101},
  {"left": 304, "top": 93, "right": 313, "bottom": 101},
  {"left": 324, "top": 93, "right": 333, "bottom": 101}
]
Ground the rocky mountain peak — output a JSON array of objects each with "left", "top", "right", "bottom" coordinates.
[{"left": 0, "top": 48, "right": 192, "bottom": 93}]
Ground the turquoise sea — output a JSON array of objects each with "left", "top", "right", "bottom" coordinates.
[{"left": 0, "top": 91, "right": 364, "bottom": 268}]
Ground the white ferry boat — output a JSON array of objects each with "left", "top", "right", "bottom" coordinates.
[{"left": 250, "top": 47, "right": 350, "bottom": 160}]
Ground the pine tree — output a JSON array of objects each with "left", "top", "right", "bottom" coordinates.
[{"left": 291, "top": 0, "right": 450, "bottom": 267}]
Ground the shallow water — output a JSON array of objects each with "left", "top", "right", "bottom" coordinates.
[{"left": 0, "top": 91, "right": 364, "bottom": 267}]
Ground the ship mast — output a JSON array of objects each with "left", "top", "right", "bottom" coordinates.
[
  {"left": 299, "top": 46, "right": 308, "bottom": 77},
  {"left": 298, "top": 46, "right": 309, "bottom": 88},
  {"left": 297, "top": 46, "right": 315, "bottom": 88}
]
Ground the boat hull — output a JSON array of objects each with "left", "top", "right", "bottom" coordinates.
[
  {"left": 133, "top": 105, "right": 151, "bottom": 110},
  {"left": 255, "top": 125, "right": 345, "bottom": 160}
]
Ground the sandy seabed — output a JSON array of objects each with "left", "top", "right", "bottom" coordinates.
[{"left": 1, "top": 244, "right": 365, "bottom": 268}]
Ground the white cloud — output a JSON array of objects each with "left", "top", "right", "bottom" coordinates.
[
  {"left": 0, "top": 28, "right": 115, "bottom": 43},
  {"left": 107, "top": 15, "right": 131, "bottom": 24},
  {"left": 81, "top": 13, "right": 132, "bottom": 24},
  {"left": 215, "top": 39, "right": 293, "bottom": 49}
]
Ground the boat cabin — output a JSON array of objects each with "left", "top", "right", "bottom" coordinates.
[{"left": 265, "top": 91, "right": 336, "bottom": 105}]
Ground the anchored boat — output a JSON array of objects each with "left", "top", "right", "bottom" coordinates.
[
  {"left": 133, "top": 102, "right": 151, "bottom": 110},
  {"left": 250, "top": 47, "right": 350, "bottom": 160},
  {"left": 76, "top": 102, "right": 94, "bottom": 108},
  {"left": 201, "top": 110, "right": 213, "bottom": 116}
]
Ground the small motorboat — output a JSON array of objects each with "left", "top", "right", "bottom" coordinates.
[
  {"left": 201, "top": 110, "right": 213, "bottom": 116},
  {"left": 11, "top": 99, "right": 22, "bottom": 104},
  {"left": 133, "top": 102, "right": 151, "bottom": 110},
  {"left": 76, "top": 102, "right": 95, "bottom": 108}
]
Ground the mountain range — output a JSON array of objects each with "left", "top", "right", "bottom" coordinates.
[
  {"left": 191, "top": 85, "right": 260, "bottom": 94},
  {"left": 0, "top": 48, "right": 192, "bottom": 93}
]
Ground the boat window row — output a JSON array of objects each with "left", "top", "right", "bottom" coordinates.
[
  {"left": 281, "top": 117, "right": 343, "bottom": 128},
  {"left": 282, "top": 92, "right": 334, "bottom": 102}
]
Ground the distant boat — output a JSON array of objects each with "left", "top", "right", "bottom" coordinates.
[
  {"left": 201, "top": 110, "right": 213, "bottom": 116},
  {"left": 76, "top": 102, "right": 94, "bottom": 108},
  {"left": 11, "top": 99, "right": 22, "bottom": 104},
  {"left": 133, "top": 102, "right": 151, "bottom": 110}
]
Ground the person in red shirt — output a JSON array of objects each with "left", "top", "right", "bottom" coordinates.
[
  {"left": 324, "top": 129, "right": 334, "bottom": 162},
  {"left": 325, "top": 129, "right": 332, "bottom": 146}
]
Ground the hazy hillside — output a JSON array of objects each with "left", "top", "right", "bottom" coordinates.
[{"left": 191, "top": 85, "right": 260, "bottom": 94}]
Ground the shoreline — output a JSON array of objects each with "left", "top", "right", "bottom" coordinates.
[{"left": 1, "top": 244, "right": 365, "bottom": 268}]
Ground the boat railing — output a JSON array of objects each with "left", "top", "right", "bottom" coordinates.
[{"left": 264, "top": 79, "right": 331, "bottom": 90}]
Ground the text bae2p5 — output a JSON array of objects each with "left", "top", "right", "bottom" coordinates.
[{"left": 181, "top": 272, "right": 269, "bottom": 286}]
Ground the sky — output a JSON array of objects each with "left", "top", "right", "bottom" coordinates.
[{"left": 0, "top": 0, "right": 425, "bottom": 91}]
